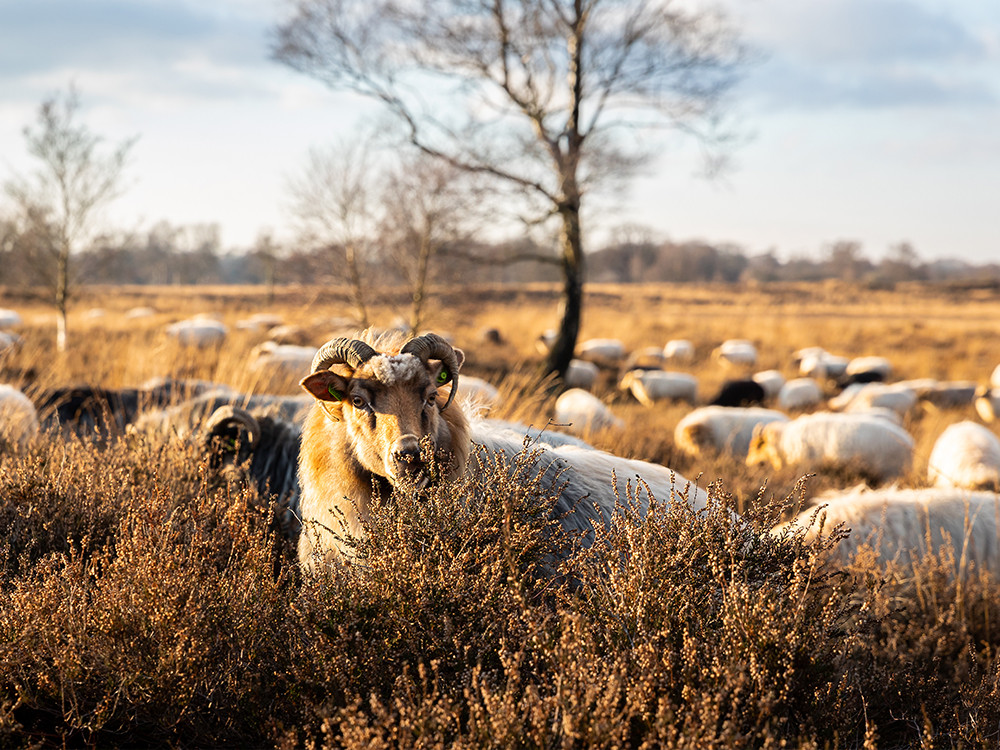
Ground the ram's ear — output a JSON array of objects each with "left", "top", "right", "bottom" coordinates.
[
  {"left": 301, "top": 370, "right": 350, "bottom": 403},
  {"left": 453, "top": 347, "right": 465, "bottom": 372}
]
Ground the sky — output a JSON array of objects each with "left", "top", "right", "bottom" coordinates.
[{"left": 0, "top": 0, "right": 997, "bottom": 264}]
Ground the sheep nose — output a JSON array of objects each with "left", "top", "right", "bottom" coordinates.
[{"left": 391, "top": 436, "right": 424, "bottom": 477}]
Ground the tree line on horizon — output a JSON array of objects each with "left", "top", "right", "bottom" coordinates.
[{"left": 2, "top": 218, "right": 995, "bottom": 292}]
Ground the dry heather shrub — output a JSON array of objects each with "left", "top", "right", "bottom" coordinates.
[{"left": 0, "top": 435, "right": 298, "bottom": 747}]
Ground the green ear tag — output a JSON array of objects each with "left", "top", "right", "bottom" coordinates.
[
  {"left": 327, "top": 384, "right": 343, "bottom": 401},
  {"left": 436, "top": 369, "right": 450, "bottom": 385}
]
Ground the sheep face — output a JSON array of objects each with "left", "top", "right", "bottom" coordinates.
[
  {"left": 746, "top": 422, "right": 784, "bottom": 470},
  {"left": 301, "top": 350, "right": 465, "bottom": 489}
]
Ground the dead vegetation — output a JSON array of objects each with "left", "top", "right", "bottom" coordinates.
[{"left": 2, "top": 280, "right": 1000, "bottom": 747}]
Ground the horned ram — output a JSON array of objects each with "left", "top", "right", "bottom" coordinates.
[{"left": 296, "top": 331, "right": 707, "bottom": 568}]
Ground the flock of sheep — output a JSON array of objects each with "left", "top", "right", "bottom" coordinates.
[{"left": 4, "top": 306, "right": 1000, "bottom": 580}]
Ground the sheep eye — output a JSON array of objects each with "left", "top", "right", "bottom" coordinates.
[{"left": 351, "top": 395, "right": 368, "bottom": 410}]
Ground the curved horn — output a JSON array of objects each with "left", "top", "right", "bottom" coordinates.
[
  {"left": 204, "top": 405, "right": 261, "bottom": 446},
  {"left": 401, "top": 333, "right": 461, "bottom": 410},
  {"left": 311, "top": 337, "right": 378, "bottom": 373}
]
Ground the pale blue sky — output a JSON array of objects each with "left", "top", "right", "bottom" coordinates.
[{"left": 1, "top": 0, "right": 997, "bottom": 263}]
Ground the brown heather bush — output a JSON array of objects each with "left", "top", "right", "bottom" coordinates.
[{"left": 4, "top": 281, "right": 1000, "bottom": 747}]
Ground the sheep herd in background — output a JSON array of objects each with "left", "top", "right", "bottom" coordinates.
[{"left": 5, "top": 302, "right": 1000, "bottom": 582}]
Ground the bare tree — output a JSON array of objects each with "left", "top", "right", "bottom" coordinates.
[
  {"left": 380, "top": 154, "right": 479, "bottom": 334},
  {"left": 4, "top": 87, "right": 135, "bottom": 351},
  {"left": 286, "top": 136, "right": 379, "bottom": 329},
  {"left": 274, "top": 0, "right": 745, "bottom": 378}
]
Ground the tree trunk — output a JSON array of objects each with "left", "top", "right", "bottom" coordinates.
[
  {"left": 344, "top": 241, "right": 370, "bottom": 329},
  {"left": 409, "top": 231, "right": 432, "bottom": 335},
  {"left": 55, "top": 247, "right": 69, "bottom": 352},
  {"left": 542, "top": 201, "right": 584, "bottom": 381}
]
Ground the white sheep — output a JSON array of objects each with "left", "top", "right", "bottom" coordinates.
[
  {"left": 927, "top": 421, "right": 1000, "bottom": 491},
  {"left": 575, "top": 338, "right": 626, "bottom": 368},
  {"left": 712, "top": 339, "right": 757, "bottom": 369},
  {"left": 845, "top": 355, "right": 893, "bottom": 381},
  {"left": 897, "top": 379, "right": 978, "bottom": 409},
  {"left": 798, "top": 352, "right": 849, "bottom": 380},
  {"left": 828, "top": 382, "right": 918, "bottom": 418},
  {"left": 165, "top": 318, "right": 228, "bottom": 348},
  {"left": 295, "top": 331, "right": 707, "bottom": 567},
  {"left": 992, "top": 364, "right": 1000, "bottom": 389},
  {"left": 663, "top": 339, "right": 695, "bottom": 363},
  {"left": 455, "top": 375, "right": 502, "bottom": 408},
  {"left": 752, "top": 370, "right": 786, "bottom": 401},
  {"left": 674, "top": 406, "right": 789, "bottom": 458},
  {"left": 776, "top": 378, "right": 824, "bottom": 412},
  {"left": 746, "top": 411, "right": 914, "bottom": 483},
  {"left": 775, "top": 485, "right": 1000, "bottom": 574},
  {"left": 619, "top": 369, "right": 698, "bottom": 407},
  {"left": 0, "top": 309, "right": 22, "bottom": 330},
  {"left": 0, "top": 384, "right": 39, "bottom": 452},
  {"left": 125, "top": 306, "right": 156, "bottom": 319},
  {"left": 236, "top": 312, "right": 285, "bottom": 331},
  {"left": 564, "top": 359, "right": 600, "bottom": 391},
  {"left": 975, "top": 387, "right": 1000, "bottom": 423},
  {"left": 250, "top": 342, "right": 317, "bottom": 384},
  {"left": 0, "top": 332, "right": 21, "bottom": 357},
  {"left": 554, "top": 388, "right": 624, "bottom": 434}
]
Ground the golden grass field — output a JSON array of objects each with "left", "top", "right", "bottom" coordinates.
[
  {"left": 4, "top": 280, "right": 1000, "bottom": 747},
  {"left": 7, "top": 279, "right": 999, "bottom": 510}
]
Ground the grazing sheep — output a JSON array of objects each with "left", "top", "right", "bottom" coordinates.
[
  {"left": 746, "top": 412, "right": 914, "bottom": 483},
  {"left": 775, "top": 486, "right": 1000, "bottom": 573},
  {"left": 845, "top": 356, "right": 892, "bottom": 382},
  {"left": 236, "top": 312, "right": 285, "bottom": 331},
  {"left": 125, "top": 306, "right": 156, "bottom": 319},
  {"left": 535, "top": 329, "right": 558, "bottom": 354},
  {"left": 250, "top": 342, "right": 317, "bottom": 384},
  {"left": 479, "top": 327, "right": 503, "bottom": 345},
  {"left": 554, "top": 388, "right": 624, "bottom": 434},
  {"left": 621, "top": 346, "right": 667, "bottom": 373},
  {"left": 0, "top": 384, "right": 39, "bottom": 452},
  {"left": 674, "top": 406, "right": 789, "bottom": 458},
  {"left": 828, "top": 382, "right": 918, "bottom": 418},
  {"left": 712, "top": 339, "right": 757, "bottom": 369},
  {"left": 776, "top": 378, "right": 824, "bottom": 412},
  {"left": 976, "top": 387, "right": 1000, "bottom": 423},
  {"left": 165, "top": 318, "right": 228, "bottom": 348},
  {"left": 564, "top": 359, "right": 600, "bottom": 391},
  {"left": 899, "top": 379, "right": 978, "bottom": 409},
  {"left": 708, "top": 378, "right": 766, "bottom": 407},
  {"left": 455, "top": 375, "right": 502, "bottom": 408},
  {"left": 575, "top": 338, "right": 626, "bottom": 368},
  {"left": 663, "top": 339, "right": 695, "bottom": 363},
  {"left": 752, "top": 370, "right": 786, "bottom": 401},
  {"left": 619, "top": 369, "right": 698, "bottom": 407},
  {"left": 0, "top": 332, "right": 21, "bottom": 357},
  {"left": 927, "top": 421, "right": 1000, "bottom": 491},
  {"left": 296, "top": 331, "right": 705, "bottom": 567},
  {"left": 131, "top": 390, "right": 312, "bottom": 440},
  {"left": 201, "top": 405, "right": 304, "bottom": 543},
  {"left": 34, "top": 384, "right": 192, "bottom": 439},
  {"left": 0, "top": 309, "right": 22, "bottom": 330},
  {"left": 798, "top": 351, "right": 849, "bottom": 380}
]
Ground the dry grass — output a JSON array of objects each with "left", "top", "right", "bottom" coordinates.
[{"left": 2, "top": 280, "right": 1000, "bottom": 747}]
